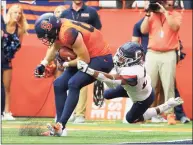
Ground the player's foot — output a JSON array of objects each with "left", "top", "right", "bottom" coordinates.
[
  {"left": 3, "top": 112, "right": 16, "bottom": 120},
  {"left": 42, "top": 123, "right": 67, "bottom": 137},
  {"left": 151, "top": 115, "right": 167, "bottom": 123},
  {"left": 73, "top": 116, "right": 85, "bottom": 124},
  {"left": 180, "top": 116, "right": 190, "bottom": 124},
  {"left": 167, "top": 113, "right": 176, "bottom": 125},
  {"left": 166, "top": 97, "right": 184, "bottom": 108},
  {"left": 53, "top": 122, "right": 67, "bottom": 137}
]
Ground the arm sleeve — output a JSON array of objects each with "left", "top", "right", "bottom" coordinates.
[
  {"left": 120, "top": 75, "right": 138, "bottom": 86},
  {"left": 133, "top": 22, "right": 142, "bottom": 37}
]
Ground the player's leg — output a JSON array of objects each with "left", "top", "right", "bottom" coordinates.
[
  {"left": 104, "top": 85, "right": 129, "bottom": 99},
  {"left": 59, "top": 70, "right": 96, "bottom": 127},
  {"left": 126, "top": 90, "right": 154, "bottom": 123},
  {"left": 59, "top": 54, "right": 113, "bottom": 128},
  {"left": 143, "top": 96, "right": 183, "bottom": 121},
  {"left": 53, "top": 67, "right": 77, "bottom": 122}
]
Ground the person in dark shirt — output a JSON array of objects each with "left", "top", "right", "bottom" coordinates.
[
  {"left": 132, "top": 17, "right": 190, "bottom": 124},
  {"left": 132, "top": 18, "right": 149, "bottom": 54},
  {"left": 60, "top": 0, "right": 102, "bottom": 30}
]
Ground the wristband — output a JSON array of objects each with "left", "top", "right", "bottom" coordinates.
[
  {"left": 41, "top": 59, "right": 49, "bottom": 66},
  {"left": 86, "top": 68, "right": 95, "bottom": 76}
]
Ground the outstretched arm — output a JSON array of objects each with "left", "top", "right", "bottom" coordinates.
[{"left": 77, "top": 60, "right": 136, "bottom": 87}]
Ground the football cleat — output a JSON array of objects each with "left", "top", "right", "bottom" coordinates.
[{"left": 166, "top": 97, "right": 184, "bottom": 108}]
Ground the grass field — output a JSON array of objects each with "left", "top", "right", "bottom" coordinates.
[{"left": 1, "top": 118, "right": 192, "bottom": 144}]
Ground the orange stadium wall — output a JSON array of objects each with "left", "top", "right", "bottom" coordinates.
[{"left": 10, "top": 10, "right": 192, "bottom": 119}]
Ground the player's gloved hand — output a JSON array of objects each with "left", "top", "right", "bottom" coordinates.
[
  {"left": 34, "top": 64, "right": 46, "bottom": 78},
  {"left": 77, "top": 60, "right": 88, "bottom": 72},
  {"left": 77, "top": 60, "right": 95, "bottom": 76}
]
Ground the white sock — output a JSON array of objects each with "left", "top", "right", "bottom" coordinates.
[{"left": 143, "top": 108, "right": 157, "bottom": 120}]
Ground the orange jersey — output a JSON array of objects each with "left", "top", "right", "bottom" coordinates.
[{"left": 57, "top": 19, "right": 111, "bottom": 58}]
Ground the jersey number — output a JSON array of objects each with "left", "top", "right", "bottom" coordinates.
[{"left": 72, "top": 21, "right": 94, "bottom": 32}]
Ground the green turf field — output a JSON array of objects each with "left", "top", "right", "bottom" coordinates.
[{"left": 1, "top": 118, "right": 192, "bottom": 144}]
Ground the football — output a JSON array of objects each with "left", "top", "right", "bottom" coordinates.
[{"left": 58, "top": 46, "right": 77, "bottom": 61}]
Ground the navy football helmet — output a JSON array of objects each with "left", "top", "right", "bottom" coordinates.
[
  {"left": 35, "top": 13, "right": 61, "bottom": 46},
  {"left": 113, "top": 42, "right": 144, "bottom": 67}
]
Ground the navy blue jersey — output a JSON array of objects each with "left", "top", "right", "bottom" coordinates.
[
  {"left": 133, "top": 18, "right": 149, "bottom": 54},
  {"left": 60, "top": 3, "right": 102, "bottom": 30}
]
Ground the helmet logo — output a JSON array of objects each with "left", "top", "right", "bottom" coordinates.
[{"left": 41, "top": 20, "right": 52, "bottom": 31}]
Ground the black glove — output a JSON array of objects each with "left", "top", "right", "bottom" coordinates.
[{"left": 34, "top": 64, "right": 45, "bottom": 78}]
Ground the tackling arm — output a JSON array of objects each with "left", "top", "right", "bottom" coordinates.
[
  {"left": 77, "top": 60, "right": 128, "bottom": 88},
  {"left": 92, "top": 70, "right": 128, "bottom": 87}
]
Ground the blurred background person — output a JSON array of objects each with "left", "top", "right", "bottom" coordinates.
[
  {"left": 59, "top": 0, "right": 102, "bottom": 123},
  {"left": 183, "top": 0, "right": 193, "bottom": 9},
  {"left": 2, "top": 4, "right": 28, "bottom": 120},
  {"left": 61, "top": 0, "right": 102, "bottom": 29},
  {"left": 132, "top": 15, "right": 190, "bottom": 123},
  {"left": 54, "top": 5, "right": 66, "bottom": 19},
  {"left": 140, "top": 0, "right": 186, "bottom": 125},
  {"left": 116, "top": 0, "right": 135, "bottom": 9}
]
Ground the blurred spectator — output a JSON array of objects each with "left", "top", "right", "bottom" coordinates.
[
  {"left": 141, "top": 0, "right": 184, "bottom": 125},
  {"left": 2, "top": 4, "right": 28, "bottom": 120},
  {"left": 61, "top": 0, "right": 102, "bottom": 30},
  {"left": 59, "top": 0, "right": 102, "bottom": 124},
  {"left": 174, "top": 0, "right": 184, "bottom": 9},
  {"left": 183, "top": 0, "right": 193, "bottom": 9},
  {"left": 54, "top": 5, "right": 66, "bottom": 18},
  {"left": 116, "top": 0, "right": 135, "bottom": 9},
  {"left": 132, "top": 17, "right": 190, "bottom": 124}
]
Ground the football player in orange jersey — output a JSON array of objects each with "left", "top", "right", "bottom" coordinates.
[{"left": 34, "top": 13, "right": 113, "bottom": 136}]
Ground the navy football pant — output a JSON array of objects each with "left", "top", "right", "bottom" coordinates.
[
  {"left": 104, "top": 85, "right": 154, "bottom": 123},
  {"left": 54, "top": 54, "right": 113, "bottom": 127}
]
